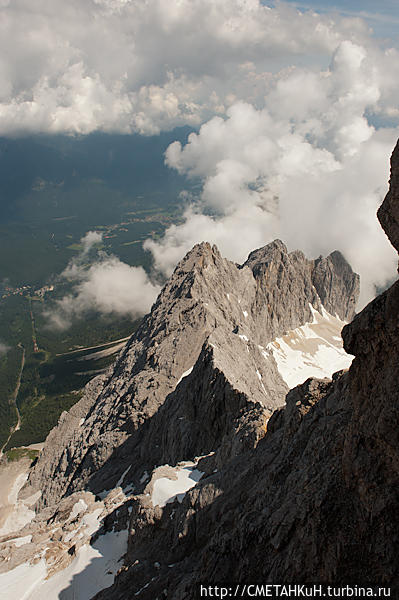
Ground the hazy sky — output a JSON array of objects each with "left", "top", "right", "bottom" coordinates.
[
  {"left": 2, "top": 0, "right": 399, "bottom": 315},
  {"left": 2, "top": 0, "right": 398, "bottom": 137},
  {"left": 276, "top": 0, "right": 399, "bottom": 33}
]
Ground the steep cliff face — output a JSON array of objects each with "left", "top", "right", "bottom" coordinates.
[
  {"left": 22, "top": 240, "right": 358, "bottom": 510},
  {"left": 378, "top": 138, "right": 399, "bottom": 254},
  {"left": 89, "top": 144, "right": 399, "bottom": 599},
  {"left": 9, "top": 142, "right": 395, "bottom": 598}
]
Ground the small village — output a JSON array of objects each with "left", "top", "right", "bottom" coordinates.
[{"left": 1, "top": 284, "right": 54, "bottom": 301}]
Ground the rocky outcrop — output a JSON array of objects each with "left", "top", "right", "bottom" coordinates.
[
  {"left": 0, "top": 484, "right": 133, "bottom": 594},
  {"left": 312, "top": 250, "right": 359, "bottom": 320},
  {"left": 89, "top": 142, "right": 399, "bottom": 599},
  {"left": 6, "top": 140, "right": 399, "bottom": 600},
  {"left": 378, "top": 138, "right": 399, "bottom": 253},
  {"left": 22, "top": 240, "right": 358, "bottom": 512}
]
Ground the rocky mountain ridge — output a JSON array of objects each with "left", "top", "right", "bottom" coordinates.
[
  {"left": 0, "top": 229, "right": 360, "bottom": 598},
  {"left": 5, "top": 133, "right": 399, "bottom": 598},
  {"left": 21, "top": 239, "right": 358, "bottom": 511},
  {"left": 90, "top": 141, "right": 398, "bottom": 598}
]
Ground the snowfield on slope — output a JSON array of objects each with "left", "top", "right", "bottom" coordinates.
[
  {"left": 0, "top": 471, "right": 129, "bottom": 600},
  {"left": 0, "top": 470, "right": 39, "bottom": 536},
  {"left": 0, "top": 528, "right": 128, "bottom": 600},
  {"left": 151, "top": 462, "right": 204, "bottom": 508},
  {"left": 267, "top": 305, "right": 354, "bottom": 389}
]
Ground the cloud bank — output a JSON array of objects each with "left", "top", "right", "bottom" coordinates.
[
  {"left": 47, "top": 232, "right": 160, "bottom": 330},
  {"left": 2, "top": 1, "right": 399, "bottom": 306},
  {"left": 145, "top": 39, "right": 399, "bottom": 306},
  {"left": 1, "top": 0, "right": 398, "bottom": 136}
]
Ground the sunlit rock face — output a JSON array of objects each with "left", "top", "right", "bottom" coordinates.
[
  {"left": 93, "top": 144, "right": 398, "bottom": 598},
  {"left": 22, "top": 238, "right": 358, "bottom": 511},
  {"left": 1, "top": 211, "right": 364, "bottom": 597}
]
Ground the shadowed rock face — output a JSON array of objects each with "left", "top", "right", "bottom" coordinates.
[
  {"left": 22, "top": 238, "right": 358, "bottom": 512},
  {"left": 13, "top": 128, "right": 399, "bottom": 597},
  {"left": 3, "top": 151, "right": 399, "bottom": 600},
  {"left": 90, "top": 143, "right": 399, "bottom": 599},
  {"left": 378, "top": 139, "right": 399, "bottom": 254},
  {"left": 312, "top": 250, "right": 359, "bottom": 320}
]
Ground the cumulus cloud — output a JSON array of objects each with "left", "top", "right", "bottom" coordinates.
[
  {"left": 2, "top": 1, "right": 399, "bottom": 308},
  {"left": 47, "top": 232, "right": 160, "bottom": 330},
  {"left": 81, "top": 230, "right": 103, "bottom": 255},
  {"left": 0, "top": 0, "right": 397, "bottom": 136},
  {"left": 145, "top": 40, "right": 399, "bottom": 306}
]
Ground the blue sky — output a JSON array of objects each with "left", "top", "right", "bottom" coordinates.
[{"left": 271, "top": 0, "right": 399, "bottom": 39}]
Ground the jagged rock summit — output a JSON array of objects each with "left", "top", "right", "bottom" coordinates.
[
  {"left": 0, "top": 232, "right": 363, "bottom": 597},
  {"left": 22, "top": 239, "right": 358, "bottom": 510},
  {"left": 82, "top": 144, "right": 398, "bottom": 598}
]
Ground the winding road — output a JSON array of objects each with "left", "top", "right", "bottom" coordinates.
[{"left": 0, "top": 343, "right": 24, "bottom": 456}]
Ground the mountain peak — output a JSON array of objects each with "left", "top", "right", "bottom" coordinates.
[
  {"left": 3, "top": 143, "right": 399, "bottom": 600},
  {"left": 313, "top": 250, "right": 360, "bottom": 321},
  {"left": 243, "top": 239, "right": 288, "bottom": 268},
  {"left": 171, "top": 241, "right": 222, "bottom": 274},
  {"left": 19, "top": 237, "right": 359, "bottom": 515}
]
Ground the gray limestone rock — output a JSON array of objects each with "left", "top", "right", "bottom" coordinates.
[
  {"left": 312, "top": 250, "right": 359, "bottom": 321},
  {"left": 90, "top": 141, "right": 399, "bottom": 599},
  {"left": 7, "top": 143, "right": 399, "bottom": 600},
  {"left": 23, "top": 239, "right": 358, "bottom": 512}
]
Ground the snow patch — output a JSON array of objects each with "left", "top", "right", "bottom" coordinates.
[
  {"left": 0, "top": 558, "right": 47, "bottom": 600},
  {"left": 96, "top": 489, "right": 109, "bottom": 501},
  {"left": 151, "top": 463, "right": 204, "bottom": 508},
  {"left": 135, "top": 577, "right": 155, "bottom": 596},
  {"left": 0, "top": 473, "right": 36, "bottom": 536},
  {"left": 8, "top": 473, "right": 28, "bottom": 505},
  {"left": 0, "top": 506, "right": 127, "bottom": 600},
  {"left": 97, "top": 464, "right": 132, "bottom": 500},
  {"left": 69, "top": 499, "right": 88, "bottom": 521},
  {"left": 31, "top": 528, "right": 127, "bottom": 600},
  {"left": 115, "top": 465, "right": 131, "bottom": 489},
  {"left": 176, "top": 366, "right": 193, "bottom": 386},
  {"left": 267, "top": 304, "right": 354, "bottom": 389},
  {"left": 242, "top": 310, "right": 248, "bottom": 318},
  {"left": 81, "top": 508, "right": 103, "bottom": 538},
  {"left": 123, "top": 483, "right": 135, "bottom": 495},
  {"left": 64, "top": 506, "right": 103, "bottom": 544},
  {"left": 139, "top": 471, "right": 149, "bottom": 484},
  {"left": 9, "top": 534, "right": 32, "bottom": 548},
  {"left": 238, "top": 334, "right": 249, "bottom": 342}
]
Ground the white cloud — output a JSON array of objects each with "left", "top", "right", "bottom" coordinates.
[
  {"left": 46, "top": 234, "right": 160, "bottom": 330},
  {"left": 146, "top": 41, "right": 399, "bottom": 306},
  {"left": 0, "top": 0, "right": 397, "bottom": 136},
  {"left": 81, "top": 231, "right": 103, "bottom": 255},
  {"left": 1, "top": 1, "right": 398, "bottom": 310}
]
